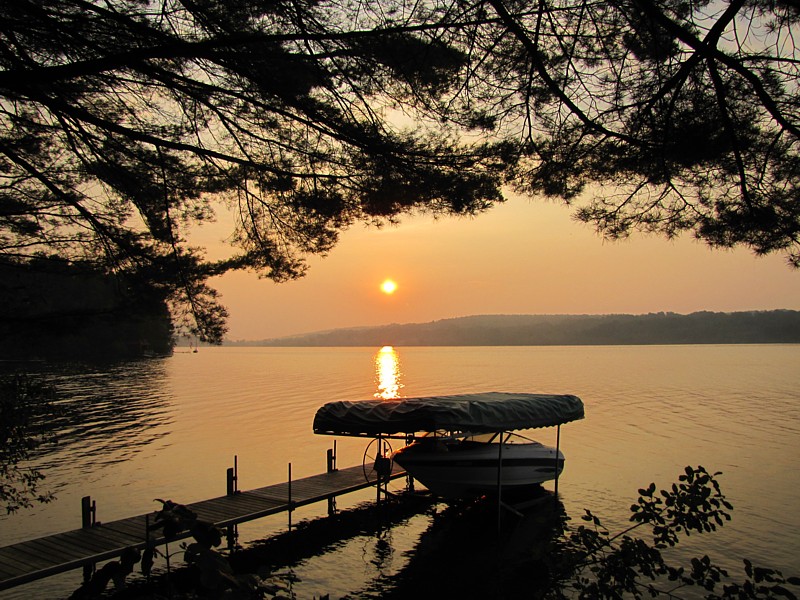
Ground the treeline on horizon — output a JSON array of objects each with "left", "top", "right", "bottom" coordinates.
[{"left": 232, "top": 311, "right": 800, "bottom": 347}]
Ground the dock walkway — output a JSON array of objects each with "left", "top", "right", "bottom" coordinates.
[{"left": 0, "top": 464, "right": 405, "bottom": 591}]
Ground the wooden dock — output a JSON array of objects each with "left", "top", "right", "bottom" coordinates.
[{"left": 0, "top": 463, "right": 406, "bottom": 592}]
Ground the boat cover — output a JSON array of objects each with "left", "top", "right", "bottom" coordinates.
[{"left": 312, "top": 392, "right": 584, "bottom": 436}]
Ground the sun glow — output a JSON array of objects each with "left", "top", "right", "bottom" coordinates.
[{"left": 380, "top": 279, "right": 398, "bottom": 294}]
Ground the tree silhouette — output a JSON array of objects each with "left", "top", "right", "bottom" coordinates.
[
  {"left": 0, "top": 0, "right": 510, "bottom": 341},
  {"left": 376, "top": 0, "right": 799, "bottom": 265},
  {"left": 2, "top": 1, "right": 797, "bottom": 340}
]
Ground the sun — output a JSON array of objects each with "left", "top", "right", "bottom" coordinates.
[{"left": 380, "top": 279, "right": 398, "bottom": 294}]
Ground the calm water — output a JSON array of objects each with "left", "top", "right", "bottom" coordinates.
[{"left": 1, "top": 345, "right": 799, "bottom": 598}]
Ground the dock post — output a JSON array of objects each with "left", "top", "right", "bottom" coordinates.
[
  {"left": 405, "top": 434, "right": 415, "bottom": 492},
  {"left": 327, "top": 443, "right": 337, "bottom": 516},
  {"left": 554, "top": 425, "right": 561, "bottom": 499},
  {"left": 496, "top": 435, "right": 503, "bottom": 533},
  {"left": 226, "top": 468, "right": 235, "bottom": 495},
  {"left": 226, "top": 456, "right": 239, "bottom": 549},
  {"left": 288, "top": 462, "right": 293, "bottom": 531},
  {"left": 227, "top": 455, "right": 239, "bottom": 496},
  {"left": 376, "top": 435, "right": 383, "bottom": 504},
  {"left": 144, "top": 513, "right": 155, "bottom": 581},
  {"left": 81, "top": 496, "right": 96, "bottom": 582},
  {"left": 81, "top": 495, "right": 96, "bottom": 528},
  {"left": 326, "top": 440, "right": 337, "bottom": 472},
  {"left": 226, "top": 522, "right": 239, "bottom": 551}
]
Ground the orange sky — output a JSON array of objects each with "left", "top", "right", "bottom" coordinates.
[{"left": 191, "top": 194, "right": 800, "bottom": 341}]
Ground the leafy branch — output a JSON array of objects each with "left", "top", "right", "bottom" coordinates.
[
  {"left": 547, "top": 466, "right": 800, "bottom": 599},
  {"left": 0, "top": 374, "right": 59, "bottom": 514}
]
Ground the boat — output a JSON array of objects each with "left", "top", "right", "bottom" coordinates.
[
  {"left": 392, "top": 431, "right": 564, "bottom": 499},
  {"left": 313, "top": 391, "right": 584, "bottom": 500}
]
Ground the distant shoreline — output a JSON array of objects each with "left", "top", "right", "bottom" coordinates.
[{"left": 221, "top": 310, "right": 800, "bottom": 347}]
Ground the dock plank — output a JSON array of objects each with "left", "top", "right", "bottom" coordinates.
[
  {"left": 0, "top": 545, "right": 56, "bottom": 571},
  {"left": 19, "top": 538, "right": 94, "bottom": 563},
  {"left": 100, "top": 520, "right": 149, "bottom": 541},
  {"left": 0, "top": 552, "right": 35, "bottom": 577},
  {"left": 0, "top": 464, "right": 405, "bottom": 591}
]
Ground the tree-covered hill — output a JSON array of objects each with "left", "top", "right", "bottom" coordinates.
[{"left": 236, "top": 311, "right": 800, "bottom": 347}]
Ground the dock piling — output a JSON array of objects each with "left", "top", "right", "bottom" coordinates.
[
  {"left": 226, "top": 455, "right": 239, "bottom": 496},
  {"left": 80, "top": 496, "right": 96, "bottom": 582},
  {"left": 288, "top": 462, "right": 293, "bottom": 531},
  {"left": 80, "top": 495, "right": 96, "bottom": 528},
  {"left": 226, "top": 456, "right": 240, "bottom": 548},
  {"left": 327, "top": 443, "right": 338, "bottom": 515},
  {"left": 326, "top": 440, "right": 338, "bottom": 472},
  {"left": 554, "top": 425, "right": 561, "bottom": 500}
]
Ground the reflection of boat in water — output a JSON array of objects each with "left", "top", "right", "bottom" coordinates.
[
  {"left": 392, "top": 431, "right": 564, "bottom": 499},
  {"left": 313, "top": 392, "right": 583, "bottom": 500}
]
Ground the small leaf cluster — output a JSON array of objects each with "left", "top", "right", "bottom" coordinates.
[
  {"left": 630, "top": 466, "right": 733, "bottom": 548},
  {"left": 706, "top": 560, "right": 800, "bottom": 600}
]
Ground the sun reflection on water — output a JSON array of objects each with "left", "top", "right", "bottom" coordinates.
[{"left": 375, "top": 345, "right": 403, "bottom": 399}]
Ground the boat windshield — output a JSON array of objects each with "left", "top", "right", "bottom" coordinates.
[
  {"left": 462, "top": 432, "right": 540, "bottom": 444},
  {"left": 413, "top": 430, "right": 543, "bottom": 445}
]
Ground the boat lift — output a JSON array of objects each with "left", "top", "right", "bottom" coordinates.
[{"left": 312, "top": 392, "right": 585, "bottom": 511}]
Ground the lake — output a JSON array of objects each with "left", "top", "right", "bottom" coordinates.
[{"left": 1, "top": 345, "right": 798, "bottom": 598}]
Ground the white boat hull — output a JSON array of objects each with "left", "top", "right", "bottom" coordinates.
[{"left": 392, "top": 438, "right": 564, "bottom": 499}]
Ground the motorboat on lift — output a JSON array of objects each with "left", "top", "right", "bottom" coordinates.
[
  {"left": 312, "top": 391, "right": 584, "bottom": 500},
  {"left": 392, "top": 431, "right": 564, "bottom": 499}
]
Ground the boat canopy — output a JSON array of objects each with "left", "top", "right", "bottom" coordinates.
[{"left": 312, "top": 392, "right": 584, "bottom": 437}]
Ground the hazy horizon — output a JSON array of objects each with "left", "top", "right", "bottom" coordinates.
[
  {"left": 190, "top": 193, "right": 800, "bottom": 341},
  {"left": 200, "top": 309, "right": 796, "bottom": 343}
]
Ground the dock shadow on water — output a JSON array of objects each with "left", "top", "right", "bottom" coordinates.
[
  {"left": 107, "top": 488, "right": 563, "bottom": 600},
  {"left": 256, "top": 489, "right": 563, "bottom": 599},
  {"left": 368, "top": 490, "right": 563, "bottom": 600}
]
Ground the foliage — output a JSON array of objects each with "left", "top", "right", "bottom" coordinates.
[
  {"left": 0, "top": 374, "right": 59, "bottom": 514},
  {"left": 0, "top": 258, "right": 174, "bottom": 360},
  {"left": 3, "top": 2, "right": 796, "bottom": 341},
  {"left": 546, "top": 466, "right": 800, "bottom": 599},
  {"left": 0, "top": 0, "right": 511, "bottom": 342},
  {"left": 148, "top": 499, "right": 270, "bottom": 598},
  {"left": 69, "top": 547, "right": 142, "bottom": 600},
  {"left": 71, "top": 498, "right": 261, "bottom": 598},
  {"left": 377, "top": 0, "right": 800, "bottom": 265}
]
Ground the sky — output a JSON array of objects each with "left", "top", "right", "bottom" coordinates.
[{"left": 190, "top": 193, "right": 800, "bottom": 341}]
